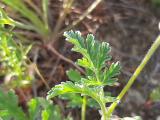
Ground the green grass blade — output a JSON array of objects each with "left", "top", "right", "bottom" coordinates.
[
  {"left": 0, "top": 7, "right": 37, "bottom": 33},
  {"left": 2, "top": 0, "right": 48, "bottom": 35},
  {"left": 42, "top": 0, "right": 50, "bottom": 32}
]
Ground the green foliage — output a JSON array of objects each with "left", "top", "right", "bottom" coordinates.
[
  {"left": 62, "top": 69, "right": 99, "bottom": 109},
  {"left": 0, "top": 16, "right": 32, "bottom": 87},
  {"left": 66, "top": 31, "right": 111, "bottom": 73},
  {"left": 151, "top": 0, "right": 160, "bottom": 7},
  {"left": 28, "top": 98, "right": 61, "bottom": 120},
  {"left": 150, "top": 86, "right": 160, "bottom": 102},
  {"left": 66, "top": 69, "right": 81, "bottom": 82},
  {"left": 59, "top": 93, "right": 99, "bottom": 108},
  {"left": 0, "top": 8, "right": 15, "bottom": 26},
  {"left": 64, "top": 31, "right": 120, "bottom": 86},
  {"left": 1, "top": 0, "right": 50, "bottom": 36},
  {"left": 0, "top": 89, "right": 27, "bottom": 120},
  {"left": 47, "top": 30, "right": 121, "bottom": 119},
  {"left": 0, "top": 89, "right": 69, "bottom": 120},
  {"left": 47, "top": 81, "right": 99, "bottom": 99},
  {"left": 59, "top": 93, "right": 83, "bottom": 108},
  {"left": 0, "top": 7, "right": 37, "bottom": 32},
  {"left": 1, "top": 0, "right": 156, "bottom": 118}
]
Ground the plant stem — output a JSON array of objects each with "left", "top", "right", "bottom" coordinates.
[
  {"left": 107, "top": 35, "right": 160, "bottom": 118},
  {"left": 98, "top": 99, "right": 107, "bottom": 120},
  {"left": 81, "top": 96, "right": 87, "bottom": 120}
]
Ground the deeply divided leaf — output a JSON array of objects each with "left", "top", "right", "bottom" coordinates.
[
  {"left": 64, "top": 31, "right": 111, "bottom": 72},
  {"left": 66, "top": 69, "right": 81, "bottom": 82},
  {"left": 47, "top": 81, "right": 98, "bottom": 100},
  {"left": 47, "top": 30, "right": 121, "bottom": 112}
]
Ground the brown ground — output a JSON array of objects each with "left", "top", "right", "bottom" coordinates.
[
  {"left": 29, "top": 0, "right": 160, "bottom": 119},
  {"left": 2, "top": 0, "right": 160, "bottom": 120}
]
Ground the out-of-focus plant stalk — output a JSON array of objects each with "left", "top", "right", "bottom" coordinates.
[{"left": 107, "top": 34, "right": 160, "bottom": 118}]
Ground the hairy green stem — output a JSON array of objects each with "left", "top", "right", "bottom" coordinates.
[
  {"left": 107, "top": 35, "right": 160, "bottom": 118},
  {"left": 81, "top": 96, "right": 87, "bottom": 120},
  {"left": 98, "top": 99, "right": 107, "bottom": 120}
]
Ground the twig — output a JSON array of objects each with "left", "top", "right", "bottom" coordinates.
[
  {"left": 48, "top": 46, "right": 68, "bottom": 83},
  {"left": 52, "top": 0, "right": 102, "bottom": 40},
  {"left": 33, "top": 63, "right": 50, "bottom": 90},
  {"left": 32, "top": 47, "right": 40, "bottom": 97},
  {"left": 28, "top": 58, "right": 50, "bottom": 90},
  {"left": 47, "top": 44, "right": 85, "bottom": 74},
  {"left": 16, "top": 88, "right": 28, "bottom": 102},
  {"left": 48, "top": 58, "right": 61, "bottom": 83}
]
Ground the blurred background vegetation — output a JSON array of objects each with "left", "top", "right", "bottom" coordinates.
[{"left": 0, "top": 0, "right": 160, "bottom": 120}]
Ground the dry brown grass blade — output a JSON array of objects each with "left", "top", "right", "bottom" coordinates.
[
  {"left": 33, "top": 63, "right": 50, "bottom": 90},
  {"left": 59, "top": 0, "right": 102, "bottom": 34},
  {"left": 51, "top": 0, "right": 102, "bottom": 43},
  {"left": 52, "top": 0, "right": 74, "bottom": 40}
]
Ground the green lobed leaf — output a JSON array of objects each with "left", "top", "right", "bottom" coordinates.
[
  {"left": 60, "top": 93, "right": 99, "bottom": 108},
  {"left": 48, "top": 30, "right": 121, "bottom": 115},
  {"left": 0, "top": 89, "right": 27, "bottom": 120},
  {"left": 104, "top": 96, "right": 116, "bottom": 103},
  {"left": 28, "top": 98, "right": 61, "bottom": 120},
  {"left": 64, "top": 30, "right": 120, "bottom": 87},
  {"left": 81, "top": 77, "right": 103, "bottom": 86},
  {"left": 28, "top": 98, "right": 41, "bottom": 120},
  {"left": 66, "top": 69, "right": 81, "bottom": 82},
  {"left": 87, "top": 98, "right": 99, "bottom": 108},
  {"left": 102, "top": 62, "right": 121, "bottom": 86},
  {"left": 47, "top": 81, "right": 99, "bottom": 100},
  {"left": 0, "top": 90, "right": 63, "bottom": 120},
  {"left": 64, "top": 31, "right": 111, "bottom": 72},
  {"left": 59, "top": 93, "right": 83, "bottom": 108}
]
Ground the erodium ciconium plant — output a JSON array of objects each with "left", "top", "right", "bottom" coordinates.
[{"left": 47, "top": 30, "right": 121, "bottom": 120}]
